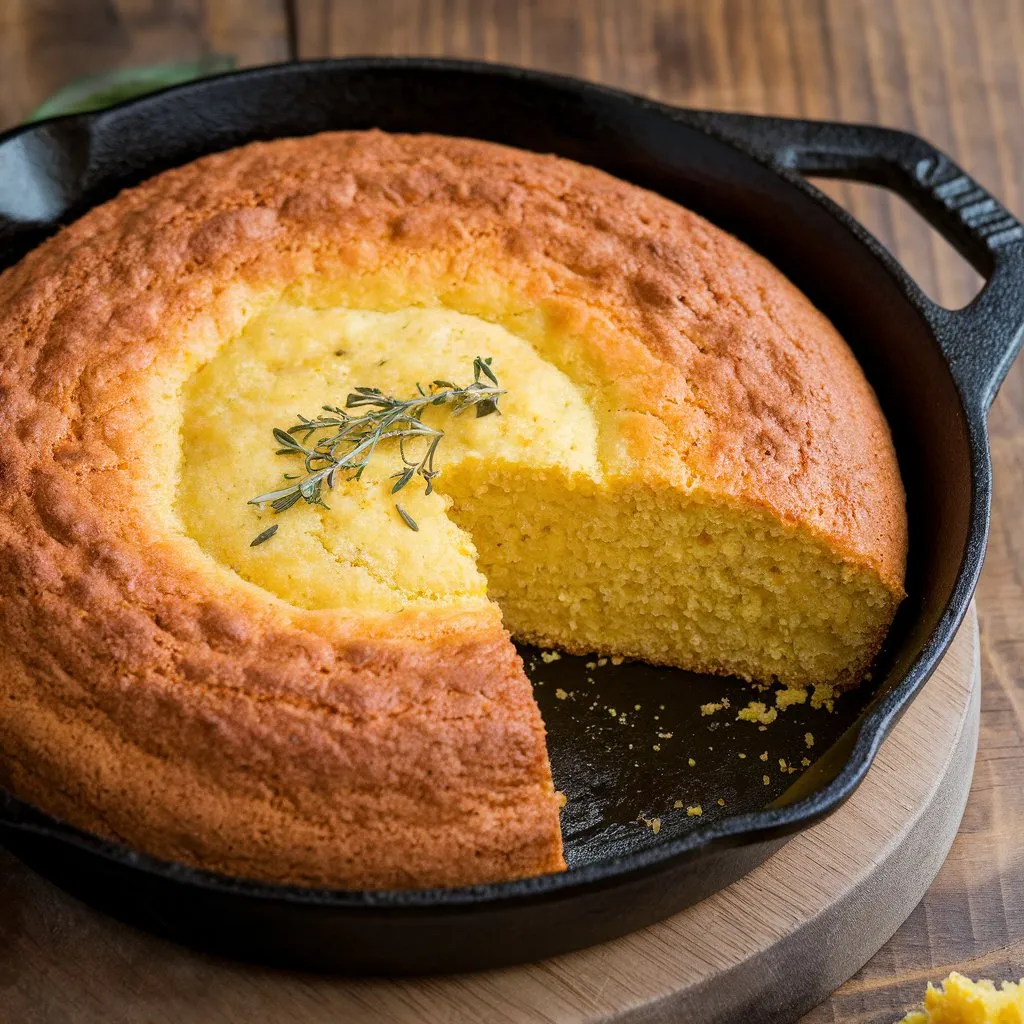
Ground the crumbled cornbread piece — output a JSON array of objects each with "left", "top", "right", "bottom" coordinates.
[
  {"left": 737, "top": 701, "right": 778, "bottom": 725},
  {"left": 688, "top": 758, "right": 696, "bottom": 767},
  {"left": 811, "top": 685, "right": 837, "bottom": 712},
  {"left": 738, "top": 752, "right": 747, "bottom": 759},
  {"left": 763, "top": 775, "right": 771, "bottom": 785},
  {"left": 673, "top": 800, "right": 684, "bottom": 809},
  {"left": 610, "top": 656, "right": 624, "bottom": 665},
  {"left": 540, "top": 651, "right": 562, "bottom": 664},
  {"left": 805, "top": 732, "right": 815, "bottom": 748},
  {"left": 701, "top": 702, "right": 725, "bottom": 716},
  {"left": 554, "top": 688, "right": 568, "bottom": 700},
  {"left": 775, "top": 687, "right": 808, "bottom": 710},
  {"left": 653, "top": 744, "right": 661, "bottom": 752},
  {"left": 717, "top": 798, "right": 725, "bottom": 807},
  {"left": 760, "top": 751, "right": 769, "bottom": 762},
  {"left": 556, "top": 791, "right": 567, "bottom": 808},
  {"left": 801, "top": 757, "right": 811, "bottom": 767},
  {"left": 899, "top": 971, "right": 1024, "bottom": 1023},
  {"left": 687, "top": 805, "right": 702, "bottom": 817},
  {"left": 608, "top": 707, "right": 616, "bottom": 716}
]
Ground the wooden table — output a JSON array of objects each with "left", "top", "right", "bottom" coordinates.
[{"left": 1, "top": 2, "right": 1021, "bottom": 1020}]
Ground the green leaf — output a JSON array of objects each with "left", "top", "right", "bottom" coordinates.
[
  {"left": 28, "top": 56, "right": 236, "bottom": 122},
  {"left": 396, "top": 504, "right": 419, "bottom": 531},
  {"left": 250, "top": 524, "right": 279, "bottom": 547}
]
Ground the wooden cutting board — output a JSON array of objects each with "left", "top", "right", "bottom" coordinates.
[{"left": 0, "top": 606, "right": 979, "bottom": 1024}]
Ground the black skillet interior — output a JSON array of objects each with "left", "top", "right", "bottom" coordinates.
[{"left": 1, "top": 59, "right": 1023, "bottom": 973}]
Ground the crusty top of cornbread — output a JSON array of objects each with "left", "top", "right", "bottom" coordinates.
[{"left": 0, "top": 131, "right": 905, "bottom": 888}]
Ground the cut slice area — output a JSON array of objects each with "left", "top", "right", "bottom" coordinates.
[{"left": 442, "top": 466, "right": 900, "bottom": 688}]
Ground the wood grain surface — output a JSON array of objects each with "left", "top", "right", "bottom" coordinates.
[{"left": 1, "top": 1, "right": 1022, "bottom": 1021}]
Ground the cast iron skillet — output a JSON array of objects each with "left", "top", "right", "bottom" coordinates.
[{"left": 1, "top": 59, "right": 1022, "bottom": 974}]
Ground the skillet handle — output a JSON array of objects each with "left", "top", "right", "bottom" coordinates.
[{"left": 693, "top": 113, "right": 1024, "bottom": 411}]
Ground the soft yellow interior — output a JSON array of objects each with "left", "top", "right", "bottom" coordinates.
[{"left": 176, "top": 302, "right": 895, "bottom": 687}]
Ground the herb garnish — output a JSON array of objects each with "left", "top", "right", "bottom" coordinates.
[
  {"left": 250, "top": 524, "right": 279, "bottom": 547},
  {"left": 249, "top": 356, "right": 505, "bottom": 531}
]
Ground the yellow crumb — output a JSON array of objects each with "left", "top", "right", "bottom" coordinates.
[
  {"left": 653, "top": 744, "right": 661, "bottom": 752},
  {"left": 898, "top": 971, "right": 1024, "bottom": 1023},
  {"left": 585, "top": 661, "right": 596, "bottom": 670},
  {"left": 634, "top": 704, "right": 642, "bottom": 711},
  {"left": 775, "top": 687, "right": 808, "bottom": 710},
  {"left": 611, "top": 656, "right": 624, "bottom": 665},
  {"left": 801, "top": 757, "right": 811, "bottom": 767},
  {"left": 737, "top": 701, "right": 778, "bottom": 725},
  {"left": 805, "top": 732, "right": 815, "bottom": 748},
  {"left": 716, "top": 798, "right": 725, "bottom": 807},
  {"left": 658, "top": 731, "right": 673, "bottom": 739},
  {"left": 760, "top": 751, "right": 769, "bottom": 762},
  {"left": 554, "top": 687, "right": 568, "bottom": 700},
  {"left": 762, "top": 775, "right": 771, "bottom": 785},
  {"left": 738, "top": 752, "right": 747, "bottom": 759},
  {"left": 540, "top": 650, "right": 562, "bottom": 663},
  {"left": 597, "top": 657, "right": 608, "bottom": 667},
  {"left": 608, "top": 707, "right": 616, "bottom": 716},
  {"left": 555, "top": 790, "right": 567, "bottom": 808},
  {"left": 687, "top": 805, "right": 702, "bottom": 817},
  {"left": 673, "top": 800, "right": 684, "bottom": 809},
  {"left": 701, "top": 701, "right": 725, "bottom": 716},
  {"left": 810, "top": 684, "right": 836, "bottom": 712},
  {"left": 688, "top": 757, "right": 696, "bottom": 767}
]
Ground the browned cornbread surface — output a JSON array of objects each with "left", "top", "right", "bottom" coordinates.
[{"left": 0, "top": 131, "right": 905, "bottom": 888}]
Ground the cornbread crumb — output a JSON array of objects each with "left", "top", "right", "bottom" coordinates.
[
  {"left": 763, "top": 775, "right": 771, "bottom": 785},
  {"left": 760, "top": 751, "right": 769, "bottom": 762},
  {"left": 554, "top": 688, "right": 568, "bottom": 700},
  {"left": 805, "top": 732, "right": 815, "bottom": 748},
  {"left": 640, "top": 816, "right": 662, "bottom": 835},
  {"left": 737, "top": 701, "right": 778, "bottom": 725},
  {"left": 687, "top": 805, "right": 702, "bottom": 817},
  {"left": 653, "top": 744, "right": 661, "bottom": 752},
  {"left": 540, "top": 651, "right": 562, "bottom": 664},
  {"left": 688, "top": 758, "right": 697, "bottom": 767},
  {"left": 611, "top": 656, "right": 624, "bottom": 665},
  {"left": 658, "top": 731, "right": 673, "bottom": 739},
  {"left": 701, "top": 702, "right": 725, "bottom": 716},
  {"left": 634, "top": 704, "right": 642, "bottom": 711},
  {"left": 673, "top": 800, "right": 684, "bottom": 809},
  {"left": 899, "top": 972, "right": 1024, "bottom": 1023},
  {"left": 775, "top": 687, "right": 808, "bottom": 710},
  {"left": 586, "top": 662, "right": 596, "bottom": 671},
  {"left": 717, "top": 798, "right": 725, "bottom": 807},
  {"left": 738, "top": 753, "right": 747, "bottom": 759},
  {"left": 811, "top": 685, "right": 837, "bottom": 712},
  {"left": 801, "top": 757, "right": 811, "bottom": 767},
  {"left": 597, "top": 658, "right": 608, "bottom": 667},
  {"left": 556, "top": 791, "right": 567, "bottom": 808}
]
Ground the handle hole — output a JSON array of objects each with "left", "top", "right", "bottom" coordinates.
[{"left": 808, "top": 178, "right": 984, "bottom": 310}]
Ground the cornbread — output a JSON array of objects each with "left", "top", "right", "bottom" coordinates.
[
  {"left": 900, "top": 972, "right": 1024, "bottom": 1023},
  {"left": 0, "top": 130, "right": 906, "bottom": 888}
]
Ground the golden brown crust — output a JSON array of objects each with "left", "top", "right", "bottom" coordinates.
[{"left": 0, "top": 131, "right": 905, "bottom": 887}]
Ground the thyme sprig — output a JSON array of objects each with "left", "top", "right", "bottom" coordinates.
[{"left": 249, "top": 356, "right": 504, "bottom": 537}]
